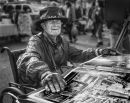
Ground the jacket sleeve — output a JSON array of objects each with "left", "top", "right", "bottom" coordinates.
[
  {"left": 68, "top": 44, "right": 99, "bottom": 63},
  {"left": 17, "top": 36, "right": 50, "bottom": 86}
]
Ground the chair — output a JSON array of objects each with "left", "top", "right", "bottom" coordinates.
[
  {"left": 1, "top": 47, "right": 25, "bottom": 83},
  {"left": 0, "top": 47, "right": 36, "bottom": 103},
  {"left": 0, "top": 47, "right": 76, "bottom": 103}
]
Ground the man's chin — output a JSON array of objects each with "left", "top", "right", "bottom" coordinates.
[
  {"left": 49, "top": 31, "right": 61, "bottom": 36},
  {"left": 49, "top": 33, "right": 60, "bottom": 36}
]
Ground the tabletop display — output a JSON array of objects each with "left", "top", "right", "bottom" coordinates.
[{"left": 28, "top": 55, "right": 130, "bottom": 103}]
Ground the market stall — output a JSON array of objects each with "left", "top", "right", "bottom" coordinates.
[
  {"left": 21, "top": 54, "right": 130, "bottom": 103},
  {"left": 0, "top": 17, "right": 18, "bottom": 37}
]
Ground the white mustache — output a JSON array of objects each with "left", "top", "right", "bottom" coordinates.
[
  {"left": 51, "top": 27, "right": 60, "bottom": 29},
  {"left": 51, "top": 28, "right": 59, "bottom": 30}
]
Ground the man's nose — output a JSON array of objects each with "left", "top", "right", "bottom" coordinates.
[
  {"left": 53, "top": 23, "right": 57, "bottom": 26},
  {"left": 53, "top": 23, "right": 60, "bottom": 26}
]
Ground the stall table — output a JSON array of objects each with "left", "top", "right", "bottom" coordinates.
[
  {"left": 18, "top": 54, "right": 130, "bottom": 103},
  {"left": 0, "top": 23, "right": 18, "bottom": 37}
]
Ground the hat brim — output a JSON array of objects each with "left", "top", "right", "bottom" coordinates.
[{"left": 36, "top": 17, "right": 68, "bottom": 25}]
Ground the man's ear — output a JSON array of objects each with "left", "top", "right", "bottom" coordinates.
[{"left": 41, "top": 23, "right": 45, "bottom": 29}]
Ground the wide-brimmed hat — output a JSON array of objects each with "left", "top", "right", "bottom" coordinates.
[{"left": 36, "top": 6, "right": 67, "bottom": 25}]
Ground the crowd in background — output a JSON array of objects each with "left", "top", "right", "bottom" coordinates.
[
  {"left": 0, "top": 0, "right": 104, "bottom": 45},
  {"left": 60, "top": 0, "right": 130, "bottom": 53},
  {"left": 60, "top": 0, "right": 104, "bottom": 46},
  {"left": 0, "top": 3, "right": 33, "bottom": 37}
]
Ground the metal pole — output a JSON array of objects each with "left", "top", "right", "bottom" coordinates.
[{"left": 114, "top": 16, "right": 129, "bottom": 50}]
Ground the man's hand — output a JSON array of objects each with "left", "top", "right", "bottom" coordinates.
[
  {"left": 98, "top": 48, "right": 121, "bottom": 56},
  {"left": 41, "top": 72, "right": 66, "bottom": 93}
]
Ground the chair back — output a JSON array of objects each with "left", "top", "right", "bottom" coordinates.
[{"left": 3, "top": 47, "right": 25, "bottom": 83}]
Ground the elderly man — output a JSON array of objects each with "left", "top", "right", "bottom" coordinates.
[{"left": 17, "top": 6, "right": 116, "bottom": 93}]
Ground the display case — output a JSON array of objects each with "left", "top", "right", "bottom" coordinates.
[{"left": 26, "top": 54, "right": 130, "bottom": 103}]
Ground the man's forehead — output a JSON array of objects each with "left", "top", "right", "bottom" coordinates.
[
  {"left": 41, "top": 20, "right": 62, "bottom": 26},
  {"left": 45, "top": 20, "right": 61, "bottom": 24}
]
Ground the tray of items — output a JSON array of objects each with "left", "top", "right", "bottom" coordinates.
[{"left": 27, "top": 54, "right": 130, "bottom": 103}]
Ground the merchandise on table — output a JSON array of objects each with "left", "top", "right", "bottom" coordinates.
[{"left": 28, "top": 55, "right": 130, "bottom": 103}]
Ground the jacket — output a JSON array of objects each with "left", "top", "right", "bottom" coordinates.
[{"left": 17, "top": 32, "right": 99, "bottom": 88}]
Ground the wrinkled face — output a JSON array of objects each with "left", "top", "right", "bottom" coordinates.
[{"left": 42, "top": 20, "right": 62, "bottom": 36}]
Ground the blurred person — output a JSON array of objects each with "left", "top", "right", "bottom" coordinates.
[
  {"left": 82, "top": 0, "right": 87, "bottom": 16},
  {"left": 0, "top": 45, "right": 3, "bottom": 52},
  {"left": 85, "top": 0, "right": 93, "bottom": 18},
  {"left": 75, "top": 0, "right": 85, "bottom": 35},
  {"left": 94, "top": 2, "right": 104, "bottom": 47},
  {"left": 75, "top": 0, "right": 82, "bottom": 20},
  {"left": 18, "top": 7, "right": 32, "bottom": 36},
  {"left": 108, "top": 22, "right": 123, "bottom": 48},
  {"left": 65, "top": 1, "right": 77, "bottom": 43},
  {"left": 84, "top": 0, "right": 94, "bottom": 31},
  {"left": 0, "top": 6, "right": 2, "bottom": 21},
  {"left": 17, "top": 6, "right": 116, "bottom": 93},
  {"left": 6, "top": 5, "right": 15, "bottom": 23},
  {"left": 60, "top": 4, "right": 66, "bottom": 16},
  {"left": 88, "top": 0, "right": 98, "bottom": 37},
  {"left": 14, "top": 5, "right": 22, "bottom": 36}
]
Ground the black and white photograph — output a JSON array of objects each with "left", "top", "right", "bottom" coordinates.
[{"left": 0, "top": 0, "right": 130, "bottom": 103}]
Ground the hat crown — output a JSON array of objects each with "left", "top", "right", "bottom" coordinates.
[{"left": 40, "top": 6, "right": 64, "bottom": 20}]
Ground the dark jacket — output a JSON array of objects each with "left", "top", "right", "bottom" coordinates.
[{"left": 17, "top": 32, "right": 98, "bottom": 88}]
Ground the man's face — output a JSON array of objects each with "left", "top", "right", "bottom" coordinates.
[{"left": 43, "top": 20, "right": 62, "bottom": 36}]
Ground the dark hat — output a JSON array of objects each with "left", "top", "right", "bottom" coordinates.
[{"left": 36, "top": 6, "right": 67, "bottom": 24}]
